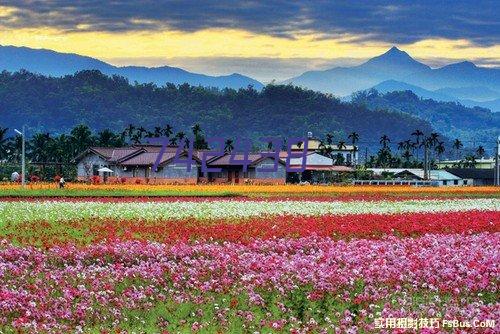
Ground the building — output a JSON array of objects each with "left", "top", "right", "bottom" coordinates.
[
  {"left": 74, "top": 145, "right": 199, "bottom": 184},
  {"left": 290, "top": 133, "right": 359, "bottom": 165},
  {"left": 198, "top": 153, "right": 286, "bottom": 184},
  {"left": 445, "top": 168, "right": 495, "bottom": 186},
  {"left": 364, "top": 168, "right": 469, "bottom": 186},
  {"left": 74, "top": 145, "right": 286, "bottom": 184},
  {"left": 435, "top": 158, "right": 495, "bottom": 169},
  {"left": 284, "top": 152, "right": 354, "bottom": 183}
]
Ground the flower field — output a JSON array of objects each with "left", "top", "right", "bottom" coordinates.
[
  {"left": 0, "top": 192, "right": 499, "bottom": 332},
  {"left": 1, "top": 183, "right": 499, "bottom": 199}
]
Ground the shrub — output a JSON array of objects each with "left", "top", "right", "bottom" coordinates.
[{"left": 90, "top": 175, "right": 101, "bottom": 184}]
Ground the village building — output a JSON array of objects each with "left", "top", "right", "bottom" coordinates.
[
  {"left": 199, "top": 153, "right": 286, "bottom": 184},
  {"left": 74, "top": 145, "right": 199, "bottom": 184},
  {"left": 74, "top": 145, "right": 287, "bottom": 184},
  {"left": 435, "top": 157, "right": 495, "bottom": 169},
  {"left": 445, "top": 168, "right": 495, "bottom": 186},
  {"left": 290, "top": 133, "right": 358, "bottom": 165},
  {"left": 283, "top": 152, "right": 354, "bottom": 183},
  {"left": 361, "top": 168, "right": 469, "bottom": 186}
]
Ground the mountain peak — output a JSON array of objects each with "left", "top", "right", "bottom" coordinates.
[
  {"left": 360, "top": 46, "right": 430, "bottom": 75},
  {"left": 378, "top": 46, "right": 413, "bottom": 61},
  {"left": 386, "top": 46, "right": 405, "bottom": 55}
]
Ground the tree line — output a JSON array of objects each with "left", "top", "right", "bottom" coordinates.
[{"left": 0, "top": 122, "right": 486, "bottom": 181}]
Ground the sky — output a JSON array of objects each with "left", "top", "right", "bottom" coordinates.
[{"left": 1, "top": 1, "right": 499, "bottom": 82}]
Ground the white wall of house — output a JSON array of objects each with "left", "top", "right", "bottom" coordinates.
[{"left": 76, "top": 154, "right": 109, "bottom": 179}]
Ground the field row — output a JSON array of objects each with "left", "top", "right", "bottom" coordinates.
[
  {"left": 0, "top": 184, "right": 499, "bottom": 198},
  {"left": 1, "top": 199, "right": 498, "bottom": 224},
  {"left": 1, "top": 233, "right": 497, "bottom": 333},
  {"left": 2, "top": 211, "right": 499, "bottom": 247}
]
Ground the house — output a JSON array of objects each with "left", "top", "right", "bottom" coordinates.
[
  {"left": 74, "top": 145, "right": 199, "bottom": 184},
  {"left": 199, "top": 153, "right": 286, "bottom": 184},
  {"left": 364, "top": 168, "right": 469, "bottom": 186},
  {"left": 436, "top": 158, "right": 495, "bottom": 169},
  {"left": 290, "top": 132, "right": 359, "bottom": 165},
  {"left": 445, "top": 168, "right": 495, "bottom": 186},
  {"left": 74, "top": 145, "right": 287, "bottom": 184},
  {"left": 283, "top": 152, "right": 354, "bottom": 183}
]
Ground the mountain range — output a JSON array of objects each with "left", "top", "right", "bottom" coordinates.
[
  {"left": 285, "top": 47, "right": 500, "bottom": 111},
  {"left": 0, "top": 45, "right": 263, "bottom": 90},
  {"left": 1, "top": 44, "right": 499, "bottom": 112}
]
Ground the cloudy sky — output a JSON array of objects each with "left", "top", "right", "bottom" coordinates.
[{"left": 1, "top": 1, "right": 499, "bottom": 81}]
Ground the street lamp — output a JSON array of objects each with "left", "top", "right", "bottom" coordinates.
[{"left": 14, "top": 126, "right": 25, "bottom": 188}]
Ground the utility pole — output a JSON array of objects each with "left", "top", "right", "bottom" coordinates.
[{"left": 14, "top": 126, "right": 26, "bottom": 188}]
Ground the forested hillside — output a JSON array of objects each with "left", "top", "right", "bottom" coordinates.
[
  {"left": 352, "top": 89, "right": 500, "bottom": 148},
  {"left": 0, "top": 70, "right": 434, "bottom": 149}
]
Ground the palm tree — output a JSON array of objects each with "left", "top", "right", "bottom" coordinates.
[
  {"left": 168, "top": 137, "right": 178, "bottom": 146},
  {"left": 379, "top": 135, "right": 390, "bottom": 149},
  {"left": 428, "top": 133, "right": 440, "bottom": 146},
  {"left": 435, "top": 142, "right": 445, "bottom": 161},
  {"left": 411, "top": 129, "right": 424, "bottom": 160},
  {"left": 453, "top": 139, "right": 463, "bottom": 159},
  {"left": 347, "top": 132, "right": 359, "bottom": 165},
  {"left": 337, "top": 140, "right": 347, "bottom": 150},
  {"left": 347, "top": 132, "right": 359, "bottom": 145},
  {"left": 175, "top": 131, "right": 186, "bottom": 146},
  {"left": 191, "top": 123, "right": 202, "bottom": 136},
  {"left": 153, "top": 126, "right": 163, "bottom": 137},
  {"left": 163, "top": 125, "right": 174, "bottom": 138},
  {"left": 476, "top": 146, "right": 485, "bottom": 158},
  {"left": 224, "top": 139, "right": 234, "bottom": 153},
  {"left": 411, "top": 129, "right": 424, "bottom": 145},
  {"left": 397, "top": 141, "right": 405, "bottom": 152},
  {"left": 325, "top": 133, "right": 334, "bottom": 145}
]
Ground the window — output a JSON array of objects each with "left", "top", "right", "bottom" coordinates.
[
  {"left": 92, "top": 165, "right": 99, "bottom": 176},
  {"left": 454, "top": 180, "right": 458, "bottom": 185},
  {"left": 132, "top": 168, "right": 138, "bottom": 177}
]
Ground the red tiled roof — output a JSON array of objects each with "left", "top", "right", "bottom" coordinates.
[
  {"left": 89, "top": 147, "right": 144, "bottom": 162},
  {"left": 120, "top": 152, "right": 177, "bottom": 166},
  {"left": 207, "top": 153, "right": 283, "bottom": 167}
]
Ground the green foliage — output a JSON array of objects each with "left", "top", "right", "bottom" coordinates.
[
  {"left": 352, "top": 89, "right": 500, "bottom": 150},
  {"left": 0, "top": 70, "right": 434, "bottom": 150}
]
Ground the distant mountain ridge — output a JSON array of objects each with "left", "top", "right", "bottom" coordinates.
[
  {"left": 285, "top": 47, "right": 500, "bottom": 110},
  {"left": 0, "top": 45, "right": 264, "bottom": 90},
  {"left": 371, "top": 80, "right": 500, "bottom": 112}
]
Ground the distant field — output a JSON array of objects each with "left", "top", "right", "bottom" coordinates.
[{"left": 0, "top": 183, "right": 498, "bottom": 198}]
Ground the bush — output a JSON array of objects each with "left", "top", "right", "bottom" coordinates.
[{"left": 90, "top": 175, "right": 101, "bottom": 184}]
